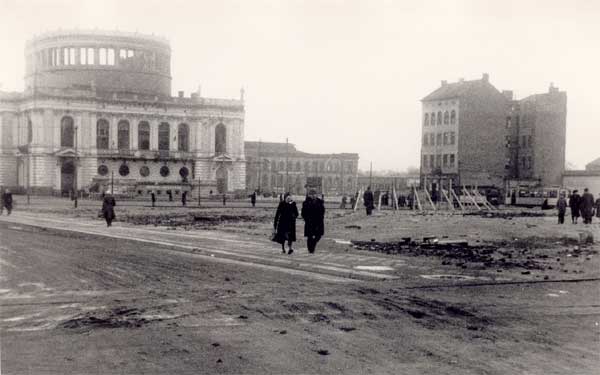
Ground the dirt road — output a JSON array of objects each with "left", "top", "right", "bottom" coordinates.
[{"left": 1, "top": 219, "right": 599, "bottom": 374}]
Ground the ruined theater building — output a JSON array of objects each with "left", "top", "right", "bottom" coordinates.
[
  {"left": 244, "top": 141, "right": 359, "bottom": 196},
  {"left": 0, "top": 30, "right": 245, "bottom": 197},
  {"left": 420, "top": 73, "right": 566, "bottom": 191}
]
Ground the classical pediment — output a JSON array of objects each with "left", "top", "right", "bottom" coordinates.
[
  {"left": 212, "top": 153, "right": 234, "bottom": 162},
  {"left": 54, "top": 148, "right": 79, "bottom": 157}
]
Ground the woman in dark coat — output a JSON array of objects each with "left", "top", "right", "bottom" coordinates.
[
  {"left": 569, "top": 190, "right": 581, "bottom": 224},
  {"left": 302, "top": 189, "right": 325, "bottom": 254},
  {"left": 2, "top": 189, "right": 13, "bottom": 215},
  {"left": 273, "top": 193, "right": 298, "bottom": 254},
  {"left": 102, "top": 190, "right": 116, "bottom": 227}
]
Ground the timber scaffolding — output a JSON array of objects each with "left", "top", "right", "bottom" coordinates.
[{"left": 352, "top": 185, "right": 497, "bottom": 212}]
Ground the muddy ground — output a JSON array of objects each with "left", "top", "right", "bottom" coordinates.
[{"left": 2, "top": 196, "right": 600, "bottom": 374}]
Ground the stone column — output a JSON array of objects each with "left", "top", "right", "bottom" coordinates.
[
  {"left": 109, "top": 115, "right": 118, "bottom": 150},
  {"left": 170, "top": 121, "right": 177, "bottom": 151},
  {"left": 131, "top": 118, "right": 138, "bottom": 151},
  {"left": 150, "top": 119, "right": 159, "bottom": 150}
]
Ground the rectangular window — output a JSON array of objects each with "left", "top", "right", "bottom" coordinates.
[
  {"left": 443, "top": 154, "right": 448, "bottom": 167},
  {"left": 69, "top": 48, "right": 75, "bottom": 65},
  {"left": 127, "top": 49, "right": 134, "bottom": 58},
  {"left": 107, "top": 48, "right": 115, "bottom": 65},
  {"left": 436, "top": 133, "right": 442, "bottom": 146},
  {"left": 99, "top": 48, "right": 107, "bottom": 65},
  {"left": 87, "top": 48, "right": 94, "bottom": 64},
  {"left": 506, "top": 117, "right": 512, "bottom": 128},
  {"left": 449, "top": 154, "right": 455, "bottom": 166},
  {"left": 443, "top": 132, "right": 448, "bottom": 145},
  {"left": 80, "top": 47, "right": 87, "bottom": 65},
  {"left": 51, "top": 49, "right": 56, "bottom": 66},
  {"left": 429, "top": 155, "right": 434, "bottom": 168},
  {"left": 522, "top": 135, "right": 527, "bottom": 148},
  {"left": 423, "top": 134, "right": 428, "bottom": 146},
  {"left": 120, "top": 49, "right": 127, "bottom": 59},
  {"left": 436, "top": 155, "right": 442, "bottom": 167},
  {"left": 450, "top": 131, "right": 456, "bottom": 145},
  {"left": 528, "top": 135, "right": 533, "bottom": 147},
  {"left": 429, "top": 133, "right": 435, "bottom": 145},
  {"left": 63, "top": 48, "right": 69, "bottom": 65},
  {"left": 528, "top": 156, "right": 533, "bottom": 169},
  {"left": 423, "top": 154, "right": 427, "bottom": 167}
]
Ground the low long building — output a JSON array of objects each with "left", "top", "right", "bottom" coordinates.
[{"left": 244, "top": 141, "right": 359, "bottom": 196}]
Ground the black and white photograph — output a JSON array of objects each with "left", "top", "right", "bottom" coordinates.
[{"left": 0, "top": 0, "right": 599, "bottom": 374}]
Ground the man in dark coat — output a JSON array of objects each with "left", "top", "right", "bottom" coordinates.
[
  {"left": 101, "top": 190, "right": 116, "bottom": 227},
  {"left": 363, "top": 186, "right": 374, "bottom": 215},
  {"left": 250, "top": 191, "right": 257, "bottom": 207},
  {"left": 569, "top": 190, "right": 581, "bottom": 224},
  {"left": 181, "top": 191, "right": 187, "bottom": 207},
  {"left": 580, "top": 188, "right": 595, "bottom": 224},
  {"left": 2, "top": 189, "right": 13, "bottom": 215},
  {"left": 151, "top": 191, "right": 156, "bottom": 207},
  {"left": 273, "top": 193, "right": 298, "bottom": 254},
  {"left": 595, "top": 196, "right": 600, "bottom": 218},
  {"left": 302, "top": 189, "right": 325, "bottom": 254}
]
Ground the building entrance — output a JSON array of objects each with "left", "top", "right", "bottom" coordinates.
[
  {"left": 216, "top": 166, "right": 228, "bottom": 193},
  {"left": 61, "top": 160, "right": 75, "bottom": 196}
]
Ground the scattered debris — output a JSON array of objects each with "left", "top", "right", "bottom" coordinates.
[
  {"left": 317, "top": 349, "right": 330, "bottom": 356},
  {"left": 344, "top": 225, "right": 362, "bottom": 229}
]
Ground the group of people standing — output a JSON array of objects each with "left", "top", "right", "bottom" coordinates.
[
  {"left": 557, "top": 188, "right": 600, "bottom": 224},
  {"left": 272, "top": 189, "right": 325, "bottom": 255}
]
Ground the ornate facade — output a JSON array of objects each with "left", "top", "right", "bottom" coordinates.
[
  {"left": 0, "top": 30, "right": 245, "bottom": 196},
  {"left": 244, "top": 141, "right": 359, "bottom": 196}
]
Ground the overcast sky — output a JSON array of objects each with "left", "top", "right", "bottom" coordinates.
[{"left": 1, "top": 0, "right": 598, "bottom": 171}]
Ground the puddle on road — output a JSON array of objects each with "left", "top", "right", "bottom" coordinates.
[
  {"left": 353, "top": 265, "right": 395, "bottom": 271},
  {"left": 420, "top": 274, "right": 490, "bottom": 281}
]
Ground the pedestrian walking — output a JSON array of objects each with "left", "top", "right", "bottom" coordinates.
[
  {"left": 340, "top": 195, "right": 347, "bottom": 209},
  {"left": 580, "top": 188, "right": 595, "bottom": 224},
  {"left": 273, "top": 193, "right": 298, "bottom": 254},
  {"left": 181, "top": 191, "right": 187, "bottom": 207},
  {"left": 151, "top": 191, "right": 156, "bottom": 207},
  {"left": 250, "top": 191, "right": 257, "bottom": 207},
  {"left": 167, "top": 190, "right": 173, "bottom": 202},
  {"left": 569, "top": 190, "right": 581, "bottom": 224},
  {"left": 222, "top": 193, "right": 227, "bottom": 206},
  {"left": 302, "top": 189, "right": 325, "bottom": 254},
  {"left": 101, "top": 190, "right": 116, "bottom": 227},
  {"left": 2, "top": 189, "right": 13, "bottom": 215},
  {"left": 363, "top": 186, "right": 374, "bottom": 215},
  {"left": 556, "top": 193, "right": 567, "bottom": 224}
]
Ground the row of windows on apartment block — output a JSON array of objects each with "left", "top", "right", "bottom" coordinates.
[
  {"left": 422, "top": 154, "right": 456, "bottom": 169},
  {"left": 422, "top": 131, "right": 456, "bottom": 146},
  {"left": 56, "top": 116, "right": 227, "bottom": 153},
  {"left": 517, "top": 156, "right": 534, "bottom": 170},
  {"left": 254, "top": 159, "right": 354, "bottom": 174},
  {"left": 423, "top": 110, "right": 457, "bottom": 126},
  {"left": 505, "top": 135, "right": 533, "bottom": 148},
  {"left": 32, "top": 47, "right": 168, "bottom": 72}
]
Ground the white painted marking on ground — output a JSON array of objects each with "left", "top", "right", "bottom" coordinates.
[
  {"left": 546, "top": 293, "right": 560, "bottom": 297},
  {"left": 354, "top": 265, "right": 394, "bottom": 271}
]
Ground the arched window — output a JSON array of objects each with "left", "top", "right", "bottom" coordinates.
[
  {"left": 96, "top": 119, "right": 109, "bottom": 149},
  {"left": 450, "top": 110, "right": 456, "bottom": 124},
  {"left": 443, "top": 111, "right": 449, "bottom": 124},
  {"left": 117, "top": 120, "right": 130, "bottom": 150},
  {"left": 178, "top": 123, "right": 189, "bottom": 152},
  {"left": 430, "top": 112, "right": 436, "bottom": 126},
  {"left": 138, "top": 121, "right": 150, "bottom": 150},
  {"left": 158, "top": 122, "right": 170, "bottom": 151},
  {"left": 423, "top": 113, "right": 429, "bottom": 126},
  {"left": 437, "top": 111, "right": 442, "bottom": 125},
  {"left": 61, "top": 116, "right": 74, "bottom": 147},
  {"left": 215, "top": 123, "right": 226, "bottom": 154},
  {"left": 27, "top": 118, "right": 33, "bottom": 143}
]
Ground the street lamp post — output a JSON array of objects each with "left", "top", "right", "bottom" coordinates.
[{"left": 74, "top": 126, "right": 78, "bottom": 208}]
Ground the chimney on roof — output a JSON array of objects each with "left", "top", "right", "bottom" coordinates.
[
  {"left": 178, "top": 90, "right": 184, "bottom": 98},
  {"left": 502, "top": 90, "right": 513, "bottom": 100},
  {"left": 549, "top": 82, "right": 559, "bottom": 93},
  {"left": 482, "top": 73, "right": 489, "bottom": 82},
  {"left": 441, "top": 80, "right": 447, "bottom": 86}
]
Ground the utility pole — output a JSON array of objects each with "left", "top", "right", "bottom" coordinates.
[
  {"left": 111, "top": 171, "right": 114, "bottom": 194},
  {"left": 369, "top": 161, "right": 372, "bottom": 187},
  {"left": 285, "top": 137, "right": 289, "bottom": 194},
  {"left": 74, "top": 126, "right": 78, "bottom": 208},
  {"left": 257, "top": 139, "right": 262, "bottom": 193},
  {"left": 197, "top": 172, "right": 201, "bottom": 207}
]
